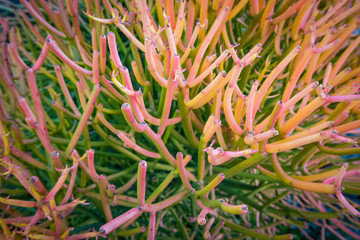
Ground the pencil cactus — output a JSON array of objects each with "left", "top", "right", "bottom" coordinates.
[{"left": 0, "top": 0, "right": 359, "bottom": 239}]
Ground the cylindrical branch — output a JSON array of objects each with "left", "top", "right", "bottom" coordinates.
[
  {"left": 229, "top": 43, "right": 261, "bottom": 67},
  {"left": 271, "top": 0, "right": 308, "bottom": 24},
  {"left": 98, "top": 35, "right": 107, "bottom": 74},
  {"left": 176, "top": 152, "right": 194, "bottom": 191},
  {"left": 203, "top": 114, "right": 216, "bottom": 133},
  {"left": 100, "top": 207, "right": 142, "bottom": 235},
  {"left": 99, "top": 175, "right": 113, "bottom": 222},
  {"left": 53, "top": 98, "right": 80, "bottom": 118},
  {"left": 107, "top": 32, "right": 123, "bottom": 68},
  {"left": 0, "top": 122, "right": 10, "bottom": 157},
  {"left": 334, "top": 163, "right": 360, "bottom": 217},
  {"left": 54, "top": 65, "right": 81, "bottom": 117},
  {"left": 325, "top": 95, "right": 360, "bottom": 103},
  {"left": 317, "top": 20, "right": 356, "bottom": 68},
  {"left": 260, "top": 0, "right": 276, "bottom": 35},
  {"left": 6, "top": 162, "right": 42, "bottom": 202},
  {"left": 333, "top": 112, "right": 349, "bottom": 126},
  {"left": 223, "top": 64, "right": 244, "bottom": 135},
  {"left": 187, "top": 6, "right": 231, "bottom": 85},
  {"left": 313, "top": 0, "right": 347, "bottom": 28},
  {"left": 50, "top": 151, "right": 63, "bottom": 170},
  {"left": 190, "top": 50, "right": 230, "bottom": 87},
  {"left": 17, "top": 10, "right": 41, "bottom": 43},
  {"left": 244, "top": 129, "right": 279, "bottom": 145},
  {"left": 26, "top": 69, "right": 54, "bottom": 154},
  {"left": 64, "top": 84, "right": 101, "bottom": 158},
  {"left": 173, "top": 0, "right": 186, "bottom": 40},
  {"left": 278, "top": 82, "right": 318, "bottom": 126},
  {"left": 0, "top": 57, "right": 20, "bottom": 98},
  {"left": 132, "top": 61, "right": 149, "bottom": 86},
  {"left": 203, "top": 217, "right": 215, "bottom": 239},
  {"left": 316, "top": 3, "right": 360, "bottom": 36},
  {"left": 92, "top": 50, "right": 100, "bottom": 85},
  {"left": 318, "top": 141, "right": 360, "bottom": 155},
  {"left": 61, "top": 150, "right": 80, "bottom": 205},
  {"left": 91, "top": 28, "right": 97, "bottom": 52},
  {"left": 334, "top": 119, "right": 360, "bottom": 134},
  {"left": 114, "top": 21, "right": 146, "bottom": 52},
  {"left": 203, "top": 120, "right": 222, "bottom": 143},
  {"left": 180, "top": 22, "right": 200, "bottom": 65},
  {"left": 198, "top": 120, "right": 221, "bottom": 181},
  {"left": 245, "top": 81, "right": 259, "bottom": 131},
  {"left": 198, "top": 207, "right": 212, "bottom": 225},
  {"left": 185, "top": 70, "right": 229, "bottom": 109},
  {"left": 49, "top": 198, "right": 61, "bottom": 236},
  {"left": 87, "top": 149, "right": 100, "bottom": 181},
  {"left": 74, "top": 34, "right": 92, "bottom": 66},
  {"left": 0, "top": 197, "right": 37, "bottom": 208},
  {"left": 253, "top": 46, "right": 301, "bottom": 116},
  {"left": 117, "top": 132, "right": 161, "bottom": 158},
  {"left": 137, "top": 161, "right": 147, "bottom": 206},
  {"left": 121, "top": 103, "right": 146, "bottom": 132},
  {"left": 314, "top": 39, "right": 340, "bottom": 53},
  {"left": 135, "top": 93, "right": 180, "bottom": 126},
  {"left": 266, "top": 129, "right": 336, "bottom": 153},
  {"left": 330, "top": 35, "right": 360, "bottom": 80},
  {"left": 30, "top": 176, "right": 48, "bottom": 194},
  {"left": 164, "top": 18, "right": 177, "bottom": 55},
  {"left": 44, "top": 167, "right": 70, "bottom": 202},
  {"left": 207, "top": 148, "right": 258, "bottom": 165},
  {"left": 46, "top": 37, "right": 92, "bottom": 76},
  {"left": 24, "top": 116, "right": 38, "bottom": 129},
  {"left": 53, "top": 9, "right": 73, "bottom": 37},
  {"left": 111, "top": 71, "right": 139, "bottom": 96},
  {"left": 17, "top": 97, "right": 37, "bottom": 122},
  {"left": 331, "top": 134, "right": 357, "bottom": 145},
  {"left": 23, "top": 209, "right": 44, "bottom": 234},
  {"left": 220, "top": 201, "right": 248, "bottom": 215},
  {"left": 158, "top": 54, "right": 180, "bottom": 135},
  {"left": 279, "top": 97, "right": 327, "bottom": 137},
  {"left": 76, "top": 81, "right": 86, "bottom": 109},
  {"left": 275, "top": 121, "right": 333, "bottom": 145},
  {"left": 8, "top": 43, "right": 28, "bottom": 70},
  {"left": 19, "top": 0, "right": 66, "bottom": 38},
  {"left": 199, "top": 54, "right": 217, "bottom": 76},
  {"left": 195, "top": 173, "right": 225, "bottom": 196},
  {"left": 148, "top": 212, "right": 156, "bottom": 240},
  {"left": 144, "top": 37, "right": 167, "bottom": 87},
  {"left": 290, "top": 0, "right": 314, "bottom": 41},
  {"left": 141, "top": 190, "right": 189, "bottom": 212},
  {"left": 271, "top": 152, "right": 336, "bottom": 194},
  {"left": 56, "top": 198, "right": 88, "bottom": 213}
]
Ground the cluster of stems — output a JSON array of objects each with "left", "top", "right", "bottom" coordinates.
[{"left": 0, "top": 0, "right": 359, "bottom": 239}]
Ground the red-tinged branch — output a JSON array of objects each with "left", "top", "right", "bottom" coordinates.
[
  {"left": 63, "top": 84, "right": 101, "bottom": 159},
  {"left": 177, "top": 152, "right": 194, "bottom": 191},
  {"left": 137, "top": 161, "right": 147, "bottom": 206},
  {"left": 271, "top": 153, "right": 335, "bottom": 194},
  {"left": 19, "top": 0, "right": 66, "bottom": 38},
  {"left": 46, "top": 38, "right": 92, "bottom": 76},
  {"left": 100, "top": 207, "right": 141, "bottom": 235},
  {"left": 334, "top": 163, "right": 360, "bottom": 217}
]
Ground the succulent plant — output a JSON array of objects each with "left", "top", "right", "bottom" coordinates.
[{"left": 0, "top": 0, "right": 359, "bottom": 239}]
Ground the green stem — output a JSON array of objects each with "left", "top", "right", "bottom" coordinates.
[
  {"left": 318, "top": 142, "right": 360, "bottom": 155},
  {"left": 224, "top": 153, "right": 266, "bottom": 178},
  {"left": 178, "top": 90, "right": 199, "bottom": 148},
  {"left": 170, "top": 209, "right": 190, "bottom": 240},
  {"left": 146, "top": 171, "right": 176, "bottom": 204}
]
